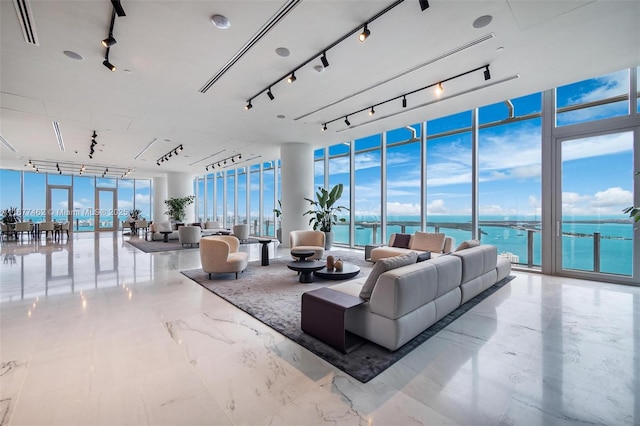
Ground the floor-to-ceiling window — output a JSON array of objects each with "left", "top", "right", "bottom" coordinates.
[
  {"left": 426, "top": 111, "right": 473, "bottom": 243},
  {"left": 226, "top": 171, "right": 235, "bottom": 226},
  {"left": 263, "top": 162, "right": 275, "bottom": 236},
  {"left": 386, "top": 125, "right": 421, "bottom": 237},
  {"left": 479, "top": 93, "right": 542, "bottom": 267},
  {"left": 249, "top": 165, "right": 261, "bottom": 235},
  {"left": 328, "top": 144, "right": 350, "bottom": 244},
  {"left": 354, "top": 134, "right": 382, "bottom": 245}
]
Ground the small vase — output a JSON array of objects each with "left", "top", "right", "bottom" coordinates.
[
  {"left": 326, "top": 255, "right": 335, "bottom": 270},
  {"left": 334, "top": 258, "right": 343, "bottom": 271}
]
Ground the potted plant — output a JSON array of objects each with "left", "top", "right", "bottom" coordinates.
[
  {"left": 273, "top": 199, "right": 283, "bottom": 243},
  {"left": 164, "top": 196, "right": 195, "bottom": 223},
  {"left": 128, "top": 208, "right": 142, "bottom": 220},
  {"left": 304, "top": 183, "right": 348, "bottom": 249},
  {"left": 1, "top": 207, "right": 20, "bottom": 225}
]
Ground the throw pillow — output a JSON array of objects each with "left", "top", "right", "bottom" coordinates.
[
  {"left": 410, "top": 232, "right": 446, "bottom": 252},
  {"left": 455, "top": 239, "right": 480, "bottom": 251},
  {"left": 391, "top": 233, "right": 411, "bottom": 248},
  {"left": 416, "top": 252, "right": 431, "bottom": 262},
  {"left": 359, "top": 252, "right": 418, "bottom": 300}
]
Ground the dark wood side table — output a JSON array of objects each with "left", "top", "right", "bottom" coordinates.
[
  {"left": 160, "top": 231, "right": 172, "bottom": 242},
  {"left": 301, "top": 287, "right": 365, "bottom": 353},
  {"left": 256, "top": 238, "right": 273, "bottom": 266}
]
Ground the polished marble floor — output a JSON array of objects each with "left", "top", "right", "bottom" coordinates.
[{"left": 1, "top": 232, "right": 638, "bottom": 425}]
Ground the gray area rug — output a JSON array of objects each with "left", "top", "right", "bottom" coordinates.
[
  {"left": 181, "top": 252, "right": 515, "bottom": 383},
  {"left": 126, "top": 237, "right": 261, "bottom": 253}
]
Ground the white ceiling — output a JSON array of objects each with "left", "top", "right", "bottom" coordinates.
[{"left": 1, "top": 0, "right": 638, "bottom": 178}]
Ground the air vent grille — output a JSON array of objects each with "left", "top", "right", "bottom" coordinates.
[{"left": 13, "top": 0, "right": 39, "bottom": 46}]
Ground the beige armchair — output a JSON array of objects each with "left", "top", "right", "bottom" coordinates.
[
  {"left": 232, "top": 224, "right": 250, "bottom": 243},
  {"left": 179, "top": 225, "right": 201, "bottom": 247},
  {"left": 200, "top": 235, "right": 249, "bottom": 279},
  {"left": 289, "top": 230, "right": 325, "bottom": 260}
]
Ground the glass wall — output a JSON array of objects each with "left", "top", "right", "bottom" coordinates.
[
  {"left": 0, "top": 171, "right": 151, "bottom": 232},
  {"left": 307, "top": 66, "right": 636, "bottom": 282},
  {"left": 328, "top": 144, "right": 350, "bottom": 244}
]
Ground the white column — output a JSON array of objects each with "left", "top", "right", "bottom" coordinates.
[
  {"left": 166, "top": 172, "right": 196, "bottom": 223},
  {"left": 152, "top": 176, "right": 168, "bottom": 223},
  {"left": 280, "top": 143, "right": 314, "bottom": 247}
]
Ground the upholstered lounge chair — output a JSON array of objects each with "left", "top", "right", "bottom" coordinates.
[
  {"left": 179, "top": 225, "right": 201, "bottom": 247},
  {"left": 232, "top": 223, "right": 250, "bottom": 243},
  {"left": 289, "top": 230, "right": 325, "bottom": 260},
  {"left": 200, "top": 235, "right": 249, "bottom": 279}
]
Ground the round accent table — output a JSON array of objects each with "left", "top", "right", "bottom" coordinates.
[
  {"left": 287, "top": 260, "right": 326, "bottom": 283},
  {"left": 290, "top": 249, "right": 315, "bottom": 262},
  {"left": 314, "top": 263, "right": 360, "bottom": 280}
]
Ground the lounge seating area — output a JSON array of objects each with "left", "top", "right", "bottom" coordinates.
[{"left": 304, "top": 242, "right": 511, "bottom": 351}]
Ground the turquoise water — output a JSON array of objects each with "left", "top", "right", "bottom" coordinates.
[
  {"left": 335, "top": 215, "right": 633, "bottom": 276},
  {"left": 22, "top": 214, "right": 632, "bottom": 276}
]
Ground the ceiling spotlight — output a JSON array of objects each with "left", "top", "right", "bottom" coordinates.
[
  {"left": 89, "top": 154, "right": 93, "bottom": 159},
  {"left": 205, "top": 166, "right": 209, "bottom": 171},
  {"left": 435, "top": 82, "right": 444, "bottom": 95},
  {"left": 484, "top": 65, "right": 491, "bottom": 80},
  {"left": 232, "top": 157, "right": 235, "bottom": 163},
  {"left": 179, "top": 145, "right": 183, "bottom": 151},
  {"left": 344, "top": 116, "right": 351, "bottom": 126},
  {"left": 101, "top": 35, "right": 117, "bottom": 48},
  {"left": 245, "top": 100, "right": 253, "bottom": 110},
  {"left": 238, "top": 154, "right": 241, "bottom": 159},
  {"left": 321, "top": 51, "right": 329, "bottom": 68},
  {"left": 322, "top": 123, "right": 327, "bottom": 131},
  {"left": 217, "top": 162, "right": 221, "bottom": 167},
  {"left": 267, "top": 88, "right": 275, "bottom": 100},
  {"left": 369, "top": 106, "right": 375, "bottom": 116},
  {"left": 224, "top": 160, "right": 227, "bottom": 165},
  {"left": 287, "top": 71, "right": 296, "bottom": 83},
  {"left": 359, "top": 24, "right": 370, "bottom": 42},
  {"left": 402, "top": 96, "right": 407, "bottom": 108},
  {"left": 161, "top": 158, "right": 165, "bottom": 162},
  {"left": 103, "top": 59, "right": 116, "bottom": 72},
  {"left": 92, "top": 131, "right": 97, "bottom": 138}
]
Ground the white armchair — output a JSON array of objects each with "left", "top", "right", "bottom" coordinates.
[
  {"left": 200, "top": 235, "right": 249, "bottom": 279},
  {"left": 179, "top": 225, "right": 201, "bottom": 247},
  {"left": 233, "top": 224, "right": 250, "bottom": 243},
  {"left": 289, "top": 230, "right": 325, "bottom": 260}
]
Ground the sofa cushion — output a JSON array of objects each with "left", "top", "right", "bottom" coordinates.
[
  {"left": 391, "top": 233, "right": 411, "bottom": 248},
  {"left": 416, "top": 251, "right": 431, "bottom": 262},
  {"left": 410, "top": 232, "right": 445, "bottom": 252},
  {"left": 359, "top": 252, "right": 418, "bottom": 300},
  {"left": 452, "top": 245, "right": 497, "bottom": 284},
  {"left": 455, "top": 239, "right": 480, "bottom": 251}
]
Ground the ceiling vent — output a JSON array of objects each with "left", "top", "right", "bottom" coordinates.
[{"left": 13, "top": 0, "right": 39, "bottom": 46}]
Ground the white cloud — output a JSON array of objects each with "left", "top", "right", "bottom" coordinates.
[
  {"left": 592, "top": 187, "right": 632, "bottom": 207},
  {"left": 562, "top": 187, "right": 632, "bottom": 216},
  {"left": 118, "top": 200, "right": 134, "bottom": 209},
  {"left": 562, "top": 132, "right": 632, "bottom": 162},
  {"left": 387, "top": 201, "right": 421, "bottom": 215},
  {"left": 426, "top": 199, "right": 447, "bottom": 214}
]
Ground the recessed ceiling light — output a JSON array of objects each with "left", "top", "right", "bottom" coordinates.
[
  {"left": 63, "top": 50, "right": 83, "bottom": 60},
  {"left": 275, "top": 47, "right": 290, "bottom": 57},
  {"left": 473, "top": 15, "right": 492, "bottom": 29},
  {"left": 277, "top": 115, "right": 285, "bottom": 119},
  {"left": 314, "top": 65, "right": 324, "bottom": 73},
  {"left": 211, "top": 14, "right": 230, "bottom": 29}
]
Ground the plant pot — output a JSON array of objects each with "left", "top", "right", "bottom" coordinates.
[{"left": 324, "top": 231, "right": 334, "bottom": 250}]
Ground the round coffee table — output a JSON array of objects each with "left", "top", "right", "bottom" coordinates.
[
  {"left": 287, "top": 260, "right": 325, "bottom": 283},
  {"left": 290, "top": 249, "right": 315, "bottom": 262},
  {"left": 159, "top": 231, "right": 173, "bottom": 242},
  {"left": 314, "top": 263, "right": 360, "bottom": 280}
]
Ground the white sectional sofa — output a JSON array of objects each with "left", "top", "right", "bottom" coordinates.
[
  {"left": 319, "top": 244, "right": 511, "bottom": 351},
  {"left": 370, "top": 232, "right": 455, "bottom": 262}
]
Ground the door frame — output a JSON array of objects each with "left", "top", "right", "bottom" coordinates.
[
  {"left": 95, "top": 188, "right": 117, "bottom": 231},
  {"left": 46, "top": 185, "right": 72, "bottom": 223}
]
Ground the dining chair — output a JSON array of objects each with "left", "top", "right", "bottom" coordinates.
[
  {"left": 14, "top": 222, "right": 33, "bottom": 240},
  {"left": 39, "top": 222, "right": 55, "bottom": 239}
]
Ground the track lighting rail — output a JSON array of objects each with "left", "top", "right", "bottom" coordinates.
[
  {"left": 204, "top": 153, "right": 243, "bottom": 171},
  {"left": 156, "top": 145, "right": 184, "bottom": 166},
  {"left": 321, "top": 64, "right": 491, "bottom": 130},
  {"left": 245, "top": 0, "right": 411, "bottom": 108}
]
